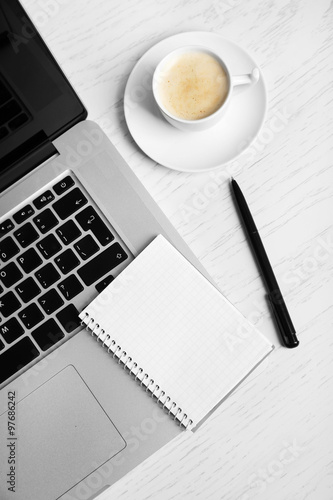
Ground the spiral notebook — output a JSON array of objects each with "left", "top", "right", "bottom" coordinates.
[{"left": 79, "top": 235, "right": 273, "bottom": 430}]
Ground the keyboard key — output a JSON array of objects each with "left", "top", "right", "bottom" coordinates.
[
  {"left": 38, "top": 289, "right": 64, "bottom": 314},
  {"left": 19, "top": 303, "right": 44, "bottom": 329},
  {"left": 78, "top": 243, "right": 128, "bottom": 286},
  {"left": 53, "top": 176, "right": 74, "bottom": 195},
  {"left": 35, "top": 263, "right": 60, "bottom": 289},
  {"left": 0, "top": 339, "right": 4, "bottom": 351},
  {"left": 17, "top": 248, "right": 42, "bottom": 273},
  {"left": 0, "top": 318, "right": 24, "bottom": 344},
  {"left": 0, "top": 100, "right": 21, "bottom": 127},
  {"left": 32, "top": 319, "right": 65, "bottom": 351},
  {"left": 0, "top": 219, "right": 15, "bottom": 238},
  {"left": 76, "top": 206, "right": 114, "bottom": 246},
  {"left": 0, "top": 262, "right": 23, "bottom": 288},
  {"left": 0, "top": 337, "right": 39, "bottom": 384},
  {"left": 95, "top": 275, "right": 114, "bottom": 293},
  {"left": 0, "top": 291, "right": 21, "bottom": 318},
  {"left": 14, "top": 222, "right": 39, "bottom": 248},
  {"left": 0, "top": 81, "right": 11, "bottom": 105},
  {"left": 0, "top": 236, "right": 19, "bottom": 262},
  {"left": 37, "top": 234, "right": 62, "bottom": 259},
  {"left": 74, "top": 235, "right": 99, "bottom": 260},
  {"left": 15, "top": 277, "right": 41, "bottom": 303},
  {"left": 56, "top": 220, "right": 81, "bottom": 245},
  {"left": 33, "top": 190, "right": 55, "bottom": 210},
  {"left": 13, "top": 205, "right": 35, "bottom": 224},
  {"left": 56, "top": 304, "right": 80, "bottom": 333},
  {"left": 8, "top": 113, "right": 29, "bottom": 131},
  {"left": 54, "top": 249, "right": 80, "bottom": 274},
  {"left": 52, "top": 187, "right": 88, "bottom": 220},
  {"left": 58, "top": 275, "right": 83, "bottom": 301},
  {"left": 0, "top": 127, "right": 8, "bottom": 140},
  {"left": 33, "top": 208, "right": 58, "bottom": 234},
  {"left": 0, "top": 284, "right": 3, "bottom": 294}
]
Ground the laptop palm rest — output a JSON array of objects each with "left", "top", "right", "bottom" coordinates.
[{"left": 0, "top": 365, "right": 125, "bottom": 500}]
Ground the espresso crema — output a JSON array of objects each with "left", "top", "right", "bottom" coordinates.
[{"left": 158, "top": 51, "right": 229, "bottom": 121}]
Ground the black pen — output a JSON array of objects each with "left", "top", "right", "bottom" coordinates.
[{"left": 231, "top": 178, "right": 299, "bottom": 348}]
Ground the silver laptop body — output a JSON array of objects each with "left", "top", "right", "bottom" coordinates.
[{"left": 0, "top": 2, "right": 206, "bottom": 499}]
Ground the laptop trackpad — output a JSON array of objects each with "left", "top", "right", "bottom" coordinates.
[{"left": 13, "top": 365, "right": 126, "bottom": 500}]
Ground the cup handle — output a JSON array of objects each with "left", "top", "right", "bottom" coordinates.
[{"left": 233, "top": 68, "right": 260, "bottom": 87}]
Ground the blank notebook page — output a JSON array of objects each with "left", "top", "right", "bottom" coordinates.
[{"left": 80, "top": 235, "right": 273, "bottom": 427}]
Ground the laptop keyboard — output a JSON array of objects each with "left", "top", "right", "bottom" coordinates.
[{"left": 0, "top": 173, "right": 131, "bottom": 385}]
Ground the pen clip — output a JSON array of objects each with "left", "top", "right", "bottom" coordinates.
[{"left": 267, "top": 292, "right": 299, "bottom": 348}]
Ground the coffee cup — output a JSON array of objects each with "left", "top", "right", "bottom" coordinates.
[{"left": 152, "top": 46, "right": 259, "bottom": 132}]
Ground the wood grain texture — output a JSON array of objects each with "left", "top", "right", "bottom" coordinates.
[{"left": 22, "top": 0, "right": 333, "bottom": 498}]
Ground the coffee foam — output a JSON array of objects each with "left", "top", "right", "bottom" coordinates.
[{"left": 158, "top": 51, "right": 229, "bottom": 121}]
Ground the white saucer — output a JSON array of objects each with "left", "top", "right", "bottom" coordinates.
[{"left": 124, "top": 32, "right": 267, "bottom": 173}]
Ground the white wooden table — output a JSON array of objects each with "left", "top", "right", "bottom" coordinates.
[{"left": 22, "top": 0, "right": 333, "bottom": 498}]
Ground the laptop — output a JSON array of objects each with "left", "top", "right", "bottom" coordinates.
[{"left": 0, "top": 2, "right": 209, "bottom": 499}]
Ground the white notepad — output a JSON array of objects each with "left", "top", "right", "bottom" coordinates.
[{"left": 80, "top": 235, "right": 273, "bottom": 430}]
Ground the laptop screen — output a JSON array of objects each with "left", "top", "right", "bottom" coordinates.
[{"left": 0, "top": 0, "right": 87, "bottom": 187}]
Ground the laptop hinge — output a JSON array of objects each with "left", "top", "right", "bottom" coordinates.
[{"left": 0, "top": 132, "right": 57, "bottom": 193}]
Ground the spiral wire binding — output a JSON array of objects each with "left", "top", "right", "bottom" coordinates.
[{"left": 81, "top": 312, "right": 193, "bottom": 430}]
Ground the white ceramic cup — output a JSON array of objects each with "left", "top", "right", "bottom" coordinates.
[{"left": 152, "top": 46, "right": 260, "bottom": 132}]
